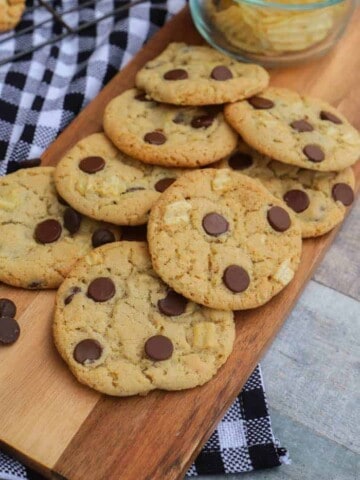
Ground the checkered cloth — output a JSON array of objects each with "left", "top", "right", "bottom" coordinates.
[{"left": 0, "top": 1, "right": 287, "bottom": 477}]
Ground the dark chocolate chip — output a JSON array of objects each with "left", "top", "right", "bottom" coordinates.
[
  {"left": 35, "top": 219, "right": 62, "bottom": 244},
  {"left": 92, "top": 228, "right": 116, "bottom": 248},
  {"left": 155, "top": 178, "right": 176, "bottom": 192},
  {"left": 87, "top": 277, "right": 115, "bottom": 302},
  {"left": 145, "top": 335, "right": 173, "bottom": 361},
  {"left": 158, "top": 290, "right": 187, "bottom": 316},
  {"left": 64, "top": 208, "right": 82, "bottom": 234},
  {"left": 222, "top": 265, "right": 250, "bottom": 293},
  {"left": 191, "top": 115, "right": 214, "bottom": 129},
  {"left": 17, "top": 158, "right": 42, "bottom": 169},
  {"left": 228, "top": 152, "right": 253, "bottom": 170},
  {"left": 303, "top": 144, "right": 325, "bottom": 163},
  {"left": 73, "top": 339, "right": 102, "bottom": 364},
  {"left": 0, "top": 298, "right": 16, "bottom": 318},
  {"left": 172, "top": 113, "right": 186, "bottom": 125},
  {"left": 283, "top": 189, "right": 310, "bottom": 213},
  {"left": 202, "top": 213, "right": 229, "bottom": 236},
  {"left": 64, "top": 287, "right": 81, "bottom": 306},
  {"left": 332, "top": 183, "right": 354, "bottom": 206},
  {"left": 267, "top": 206, "right": 291, "bottom": 232},
  {"left": 248, "top": 96, "right": 274, "bottom": 109},
  {"left": 121, "top": 225, "right": 147, "bottom": 242},
  {"left": 79, "top": 156, "right": 105, "bottom": 173},
  {"left": 320, "top": 110, "right": 342, "bottom": 124},
  {"left": 125, "top": 187, "right": 145, "bottom": 193},
  {"left": 290, "top": 119, "right": 314, "bottom": 132},
  {"left": 135, "top": 92, "right": 151, "bottom": 101},
  {"left": 144, "top": 131, "right": 166, "bottom": 145},
  {"left": 28, "top": 281, "right": 41, "bottom": 289},
  {"left": 0, "top": 317, "right": 20, "bottom": 345},
  {"left": 211, "top": 66, "right": 233, "bottom": 81},
  {"left": 57, "top": 194, "right": 68, "bottom": 206},
  {"left": 163, "top": 69, "right": 188, "bottom": 80}
]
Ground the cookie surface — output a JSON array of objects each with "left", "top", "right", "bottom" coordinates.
[
  {"left": 135, "top": 42, "right": 269, "bottom": 105},
  {"left": 225, "top": 87, "right": 360, "bottom": 172},
  {"left": 53, "top": 241, "right": 235, "bottom": 396},
  {"left": 55, "top": 133, "right": 187, "bottom": 226},
  {"left": 0, "top": 0, "right": 25, "bottom": 31},
  {"left": 0, "top": 167, "right": 119, "bottom": 289},
  {"left": 216, "top": 143, "right": 355, "bottom": 238},
  {"left": 148, "top": 169, "right": 302, "bottom": 311},
  {"left": 103, "top": 88, "right": 237, "bottom": 168}
]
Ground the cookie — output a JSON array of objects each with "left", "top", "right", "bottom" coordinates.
[
  {"left": 0, "top": 167, "right": 120, "bottom": 289},
  {"left": 103, "top": 88, "right": 237, "bottom": 168},
  {"left": 135, "top": 42, "right": 269, "bottom": 105},
  {"left": 216, "top": 143, "right": 355, "bottom": 238},
  {"left": 225, "top": 87, "right": 360, "bottom": 172},
  {"left": 53, "top": 241, "right": 235, "bottom": 396},
  {"left": 55, "top": 133, "right": 187, "bottom": 226},
  {"left": 0, "top": 0, "right": 25, "bottom": 32},
  {"left": 148, "top": 169, "right": 302, "bottom": 311}
]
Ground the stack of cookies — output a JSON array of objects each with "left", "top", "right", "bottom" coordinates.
[{"left": 0, "top": 42, "right": 358, "bottom": 397}]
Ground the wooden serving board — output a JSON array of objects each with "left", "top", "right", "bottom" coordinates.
[{"left": 0, "top": 7, "right": 359, "bottom": 480}]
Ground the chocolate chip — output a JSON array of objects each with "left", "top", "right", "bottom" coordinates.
[
  {"left": 63, "top": 208, "right": 82, "bottom": 234},
  {"left": 121, "top": 224, "right": 147, "bottom": 241},
  {"left": 202, "top": 213, "right": 229, "bottom": 236},
  {"left": 92, "top": 228, "right": 116, "bottom": 248},
  {"left": 64, "top": 287, "right": 81, "bottom": 306},
  {"left": 267, "top": 206, "right": 291, "bottom": 232},
  {"left": 57, "top": 194, "right": 68, "bottom": 206},
  {"left": 17, "top": 158, "right": 42, "bottom": 169},
  {"left": 248, "top": 96, "right": 274, "bottom": 109},
  {"left": 332, "top": 183, "right": 354, "bottom": 206},
  {"left": 320, "top": 110, "right": 342, "bottom": 124},
  {"left": 228, "top": 152, "right": 253, "bottom": 170},
  {"left": 35, "top": 219, "right": 62, "bottom": 244},
  {"left": 73, "top": 339, "right": 102, "bottom": 364},
  {"left": 158, "top": 290, "right": 187, "bottom": 316},
  {"left": 0, "top": 317, "right": 20, "bottom": 345},
  {"left": 283, "top": 189, "right": 310, "bottom": 213},
  {"left": 172, "top": 113, "right": 186, "bottom": 125},
  {"left": 211, "top": 66, "right": 233, "bottom": 81},
  {"left": 135, "top": 92, "right": 151, "bottom": 101},
  {"left": 222, "top": 265, "right": 250, "bottom": 293},
  {"left": 163, "top": 69, "right": 188, "bottom": 80},
  {"left": 191, "top": 115, "right": 214, "bottom": 129},
  {"left": 303, "top": 144, "right": 325, "bottom": 163},
  {"left": 79, "top": 156, "right": 105, "bottom": 173},
  {"left": 290, "top": 119, "right": 314, "bottom": 132},
  {"left": 145, "top": 335, "right": 173, "bottom": 361},
  {"left": 28, "top": 281, "right": 42, "bottom": 289},
  {"left": 155, "top": 178, "right": 176, "bottom": 192},
  {"left": 125, "top": 187, "right": 145, "bottom": 193},
  {"left": 0, "top": 298, "right": 16, "bottom": 318},
  {"left": 144, "top": 131, "right": 166, "bottom": 145},
  {"left": 87, "top": 277, "right": 115, "bottom": 302}
]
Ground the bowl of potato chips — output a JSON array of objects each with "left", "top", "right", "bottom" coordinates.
[{"left": 189, "top": 0, "right": 354, "bottom": 66}]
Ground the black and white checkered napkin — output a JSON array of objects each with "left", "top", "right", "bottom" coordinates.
[{"left": 0, "top": 1, "right": 287, "bottom": 477}]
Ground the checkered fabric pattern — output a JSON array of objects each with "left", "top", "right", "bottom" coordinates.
[{"left": 0, "top": 1, "right": 287, "bottom": 477}]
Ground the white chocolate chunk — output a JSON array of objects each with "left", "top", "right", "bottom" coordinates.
[{"left": 164, "top": 200, "right": 191, "bottom": 225}]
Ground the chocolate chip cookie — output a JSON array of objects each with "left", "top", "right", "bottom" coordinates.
[
  {"left": 216, "top": 142, "right": 355, "bottom": 238},
  {"left": 0, "top": 167, "right": 119, "bottom": 289},
  {"left": 55, "top": 133, "right": 187, "bottom": 225},
  {"left": 135, "top": 42, "right": 269, "bottom": 105},
  {"left": 103, "top": 88, "right": 237, "bottom": 168},
  {"left": 225, "top": 87, "right": 360, "bottom": 172},
  {"left": 53, "top": 241, "right": 235, "bottom": 396},
  {"left": 148, "top": 169, "right": 302, "bottom": 311}
]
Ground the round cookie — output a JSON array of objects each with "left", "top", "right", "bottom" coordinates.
[
  {"left": 148, "top": 169, "right": 302, "bottom": 311},
  {"left": 103, "top": 88, "right": 237, "bottom": 168},
  {"left": 224, "top": 87, "right": 360, "bottom": 172},
  {"left": 0, "top": 167, "right": 120, "bottom": 289},
  {"left": 55, "top": 133, "right": 187, "bottom": 226},
  {"left": 53, "top": 241, "right": 235, "bottom": 396},
  {"left": 135, "top": 42, "right": 269, "bottom": 106},
  {"left": 216, "top": 143, "right": 356, "bottom": 238},
  {"left": 0, "top": 0, "right": 25, "bottom": 32}
]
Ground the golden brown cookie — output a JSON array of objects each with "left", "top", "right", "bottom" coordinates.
[{"left": 0, "top": 0, "right": 25, "bottom": 32}]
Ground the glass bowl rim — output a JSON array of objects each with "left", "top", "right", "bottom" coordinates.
[{"left": 232, "top": 0, "right": 345, "bottom": 10}]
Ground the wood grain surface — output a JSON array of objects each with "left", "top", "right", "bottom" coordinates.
[{"left": 0, "top": 7, "right": 359, "bottom": 480}]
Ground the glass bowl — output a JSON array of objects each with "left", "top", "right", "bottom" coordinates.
[{"left": 189, "top": 0, "right": 355, "bottom": 67}]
